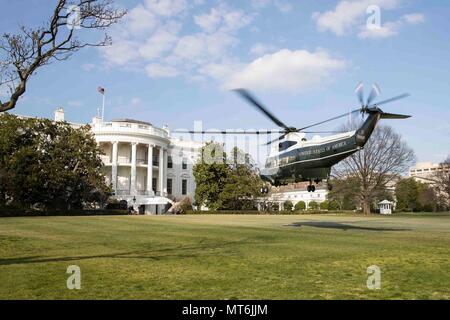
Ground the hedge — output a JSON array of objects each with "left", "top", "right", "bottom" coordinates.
[
  {"left": 0, "top": 209, "right": 128, "bottom": 218},
  {"left": 186, "top": 210, "right": 347, "bottom": 215}
]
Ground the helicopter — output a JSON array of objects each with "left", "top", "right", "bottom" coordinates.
[{"left": 180, "top": 83, "right": 411, "bottom": 192}]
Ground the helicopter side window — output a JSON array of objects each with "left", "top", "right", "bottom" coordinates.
[{"left": 278, "top": 141, "right": 297, "bottom": 152}]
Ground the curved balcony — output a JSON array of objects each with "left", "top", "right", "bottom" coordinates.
[{"left": 92, "top": 120, "right": 170, "bottom": 140}]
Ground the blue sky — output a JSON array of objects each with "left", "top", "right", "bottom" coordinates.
[{"left": 1, "top": 0, "right": 449, "bottom": 164}]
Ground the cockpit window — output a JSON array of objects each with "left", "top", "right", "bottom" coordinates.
[{"left": 278, "top": 141, "right": 297, "bottom": 152}]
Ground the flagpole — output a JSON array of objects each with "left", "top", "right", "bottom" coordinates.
[{"left": 102, "top": 92, "right": 105, "bottom": 122}]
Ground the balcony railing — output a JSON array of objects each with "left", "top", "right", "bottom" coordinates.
[
  {"left": 115, "top": 190, "right": 159, "bottom": 196},
  {"left": 136, "top": 158, "right": 148, "bottom": 165},
  {"left": 100, "top": 155, "right": 111, "bottom": 164},
  {"left": 118, "top": 157, "right": 131, "bottom": 164},
  {"left": 92, "top": 121, "right": 170, "bottom": 139}
]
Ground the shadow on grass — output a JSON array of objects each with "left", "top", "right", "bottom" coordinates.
[
  {"left": 287, "top": 221, "right": 411, "bottom": 232},
  {"left": 0, "top": 239, "right": 246, "bottom": 266}
]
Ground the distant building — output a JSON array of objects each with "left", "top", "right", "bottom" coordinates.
[
  {"left": 378, "top": 199, "right": 394, "bottom": 215},
  {"left": 259, "top": 182, "right": 328, "bottom": 211},
  {"left": 409, "top": 162, "right": 449, "bottom": 184}
]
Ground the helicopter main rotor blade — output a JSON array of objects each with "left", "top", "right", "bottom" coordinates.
[
  {"left": 233, "top": 89, "right": 292, "bottom": 131},
  {"left": 173, "top": 130, "right": 286, "bottom": 135},
  {"left": 264, "top": 133, "right": 288, "bottom": 145},
  {"left": 303, "top": 131, "right": 347, "bottom": 134},
  {"left": 355, "top": 82, "right": 364, "bottom": 106},
  {"left": 370, "top": 93, "right": 410, "bottom": 107},
  {"left": 297, "top": 108, "right": 362, "bottom": 132},
  {"left": 366, "top": 83, "right": 381, "bottom": 106}
]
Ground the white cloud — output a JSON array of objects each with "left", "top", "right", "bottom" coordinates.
[
  {"left": 139, "top": 27, "right": 179, "bottom": 60},
  {"left": 127, "top": 4, "right": 159, "bottom": 34},
  {"left": 251, "top": 0, "right": 293, "bottom": 13},
  {"left": 100, "top": 1, "right": 347, "bottom": 93},
  {"left": 102, "top": 1, "right": 252, "bottom": 80},
  {"left": 144, "top": 0, "right": 187, "bottom": 17},
  {"left": 274, "top": 1, "right": 293, "bottom": 13},
  {"left": 358, "top": 13, "right": 425, "bottom": 39},
  {"left": 250, "top": 43, "right": 278, "bottom": 56},
  {"left": 224, "top": 49, "right": 348, "bottom": 92},
  {"left": 358, "top": 21, "right": 400, "bottom": 39},
  {"left": 194, "top": 5, "right": 253, "bottom": 34},
  {"left": 312, "top": 0, "right": 400, "bottom": 36},
  {"left": 102, "top": 40, "right": 140, "bottom": 66},
  {"left": 402, "top": 13, "right": 425, "bottom": 24},
  {"left": 146, "top": 64, "right": 179, "bottom": 78},
  {"left": 194, "top": 8, "right": 222, "bottom": 33}
]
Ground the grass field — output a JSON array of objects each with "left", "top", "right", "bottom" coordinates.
[{"left": 0, "top": 213, "right": 449, "bottom": 300}]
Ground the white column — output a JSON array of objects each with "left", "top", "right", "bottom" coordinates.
[
  {"left": 112, "top": 141, "right": 118, "bottom": 193},
  {"left": 159, "top": 147, "right": 164, "bottom": 196},
  {"left": 147, "top": 144, "right": 154, "bottom": 196},
  {"left": 163, "top": 149, "right": 168, "bottom": 194},
  {"left": 131, "top": 142, "right": 137, "bottom": 194}
]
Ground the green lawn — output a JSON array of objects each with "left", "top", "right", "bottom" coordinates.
[{"left": 0, "top": 214, "right": 449, "bottom": 299}]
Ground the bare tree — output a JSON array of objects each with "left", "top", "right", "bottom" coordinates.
[
  {"left": 0, "top": 0, "right": 126, "bottom": 112},
  {"left": 333, "top": 124, "right": 415, "bottom": 214},
  {"left": 432, "top": 157, "right": 450, "bottom": 210}
]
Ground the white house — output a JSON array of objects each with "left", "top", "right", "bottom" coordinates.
[
  {"left": 91, "top": 115, "right": 203, "bottom": 215},
  {"left": 21, "top": 108, "right": 204, "bottom": 215}
]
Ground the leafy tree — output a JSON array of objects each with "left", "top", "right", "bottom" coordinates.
[
  {"left": 328, "top": 201, "right": 340, "bottom": 211},
  {"left": 294, "top": 201, "right": 306, "bottom": 211},
  {"left": 309, "top": 201, "right": 319, "bottom": 210},
  {"left": 272, "top": 202, "right": 280, "bottom": 212},
  {"left": 218, "top": 163, "right": 262, "bottom": 210},
  {"left": 0, "top": 113, "right": 111, "bottom": 210},
  {"left": 0, "top": 0, "right": 126, "bottom": 112},
  {"left": 395, "top": 178, "right": 422, "bottom": 212},
  {"left": 283, "top": 200, "right": 293, "bottom": 211},
  {"left": 320, "top": 201, "right": 329, "bottom": 210},
  {"left": 327, "top": 177, "right": 359, "bottom": 210},
  {"left": 193, "top": 142, "right": 229, "bottom": 210},
  {"left": 193, "top": 143, "right": 263, "bottom": 210}
]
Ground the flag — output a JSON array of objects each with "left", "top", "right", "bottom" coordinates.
[{"left": 97, "top": 86, "right": 105, "bottom": 95}]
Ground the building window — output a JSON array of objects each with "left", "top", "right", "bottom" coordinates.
[
  {"left": 152, "top": 178, "right": 157, "bottom": 192},
  {"left": 168, "top": 156, "right": 173, "bottom": 169},
  {"left": 182, "top": 179, "right": 188, "bottom": 195},
  {"left": 182, "top": 158, "right": 188, "bottom": 170},
  {"left": 167, "top": 179, "right": 173, "bottom": 195}
]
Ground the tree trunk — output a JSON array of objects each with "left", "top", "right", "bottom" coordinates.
[{"left": 362, "top": 199, "right": 371, "bottom": 215}]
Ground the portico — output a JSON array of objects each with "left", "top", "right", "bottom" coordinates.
[{"left": 93, "top": 119, "right": 174, "bottom": 214}]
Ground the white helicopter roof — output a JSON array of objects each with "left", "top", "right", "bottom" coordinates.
[{"left": 269, "top": 130, "right": 356, "bottom": 157}]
